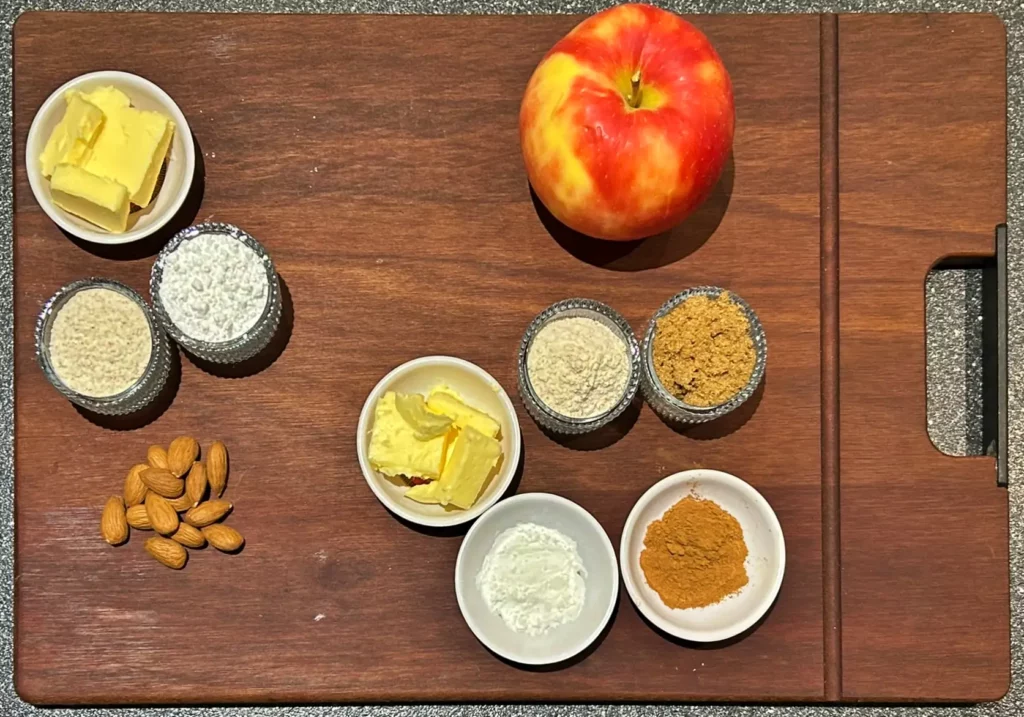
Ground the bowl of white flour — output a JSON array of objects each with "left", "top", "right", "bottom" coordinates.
[
  {"left": 150, "top": 222, "right": 281, "bottom": 363},
  {"left": 455, "top": 492, "right": 618, "bottom": 665}
]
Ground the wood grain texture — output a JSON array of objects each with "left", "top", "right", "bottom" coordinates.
[
  {"left": 818, "top": 13, "right": 841, "bottom": 702},
  {"left": 837, "top": 14, "right": 1009, "bottom": 702},
  {"left": 13, "top": 12, "right": 824, "bottom": 704}
]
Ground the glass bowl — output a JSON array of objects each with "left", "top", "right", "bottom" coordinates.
[
  {"left": 35, "top": 278, "right": 171, "bottom": 415},
  {"left": 517, "top": 298, "right": 641, "bottom": 435},
  {"left": 640, "top": 286, "right": 767, "bottom": 425},
  {"left": 150, "top": 222, "right": 282, "bottom": 364}
]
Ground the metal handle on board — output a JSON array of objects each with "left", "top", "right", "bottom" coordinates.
[
  {"left": 985, "top": 223, "right": 1008, "bottom": 487},
  {"left": 997, "top": 223, "right": 1008, "bottom": 487}
]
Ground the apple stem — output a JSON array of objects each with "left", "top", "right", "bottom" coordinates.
[{"left": 628, "top": 70, "right": 642, "bottom": 108}]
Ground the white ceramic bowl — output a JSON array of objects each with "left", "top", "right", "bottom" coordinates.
[
  {"left": 356, "top": 356, "right": 522, "bottom": 528},
  {"left": 620, "top": 469, "right": 785, "bottom": 642},
  {"left": 455, "top": 492, "right": 618, "bottom": 665},
  {"left": 26, "top": 70, "right": 196, "bottom": 245}
]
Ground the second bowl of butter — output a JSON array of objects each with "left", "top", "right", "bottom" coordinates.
[
  {"left": 356, "top": 356, "right": 523, "bottom": 528},
  {"left": 26, "top": 70, "right": 196, "bottom": 245}
]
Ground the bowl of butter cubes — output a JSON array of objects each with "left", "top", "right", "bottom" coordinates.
[{"left": 26, "top": 70, "right": 195, "bottom": 245}]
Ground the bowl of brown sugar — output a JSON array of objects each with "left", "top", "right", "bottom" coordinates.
[{"left": 640, "top": 286, "right": 766, "bottom": 424}]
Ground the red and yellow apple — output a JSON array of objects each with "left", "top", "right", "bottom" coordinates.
[{"left": 520, "top": 4, "right": 734, "bottom": 241}]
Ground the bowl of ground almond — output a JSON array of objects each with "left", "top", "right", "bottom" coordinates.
[
  {"left": 518, "top": 298, "right": 641, "bottom": 434},
  {"left": 640, "top": 286, "right": 766, "bottom": 424},
  {"left": 35, "top": 278, "right": 171, "bottom": 415}
]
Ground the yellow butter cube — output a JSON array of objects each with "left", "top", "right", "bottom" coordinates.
[
  {"left": 39, "top": 94, "right": 105, "bottom": 178},
  {"left": 73, "top": 86, "right": 131, "bottom": 114},
  {"left": 82, "top": 105, "right": 174, "bottom": 208},
  {"left": 368, "top": 391, "right": 448, "bottom": 480},
  {"left": 406, "top": 426, "right": 502, "bottom": 510},
  {"left": 404, "top": 479, "right": 444, "bottom": 504},
  {"left": 50, "top": 163, "right": 130, "bottom": 233},
  {"left": 426, "top": 389, "right": 501, "bottom": 439}
]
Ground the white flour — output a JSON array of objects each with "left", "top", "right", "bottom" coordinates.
[
  {"left": 476, "top": 522, "right": 587, "bottom": 636},
  {"left": 159, "top": 233, "right": 268, "bottom": 343}
]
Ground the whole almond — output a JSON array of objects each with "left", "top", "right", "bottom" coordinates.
[
  {"left": 144, "top": 537, "right": 187, "bottom": 569},
  {"left": 168, "top": 493, "right": 194, "bottom": 512},
  {"left": 168, "top": 436, "right": 199, "bottom": 478},
  {"left": 202, "top": 524, "right": 244, "bottom": 552},
  {"left": 184, "top": 500, "right": 232, "bottom": 527},
  {"left": 171, "top": 522, "right": 206, "bottom": 549},
  {"left": 126, "top": 504, "right": 153, "bottom": 530},
  {"left": 185, "top": 462, "right": 207, "bottom": 507},
  {"left": 100, "top": 496, "right": 128, "bottom": 545},
  {"left": 140, "top": 467, "right": 184, "bottom": 498},
  {"left": 123, "top": 463, "right": 149, "bottom": 507},
  {"left": 207, "top": 441, "right": 228, "bottom": 497},
  {"left": 147, "top": 445, "right": 169, "bottom": 470},
  {"left": 145, "top": 493, "right": 179, "bottom": 536}
]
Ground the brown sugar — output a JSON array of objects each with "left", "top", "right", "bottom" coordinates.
[
  {"left": 651, "top": 292, "right": 755, "bottom": 407},
  {"left": 640, "top": 495, "right": 748, "bottom": 610}
]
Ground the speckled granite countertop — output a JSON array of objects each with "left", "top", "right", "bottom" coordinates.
[{"left": 1, "top": 0, "right": 1020, "bottom": 714}]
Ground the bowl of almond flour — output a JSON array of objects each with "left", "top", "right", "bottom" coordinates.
[
  {"left": 517, "top": 298, "right": 641, "bottom": 434},
  {"left": 35, "top": 278, "right": 171, "bottom": 415}
]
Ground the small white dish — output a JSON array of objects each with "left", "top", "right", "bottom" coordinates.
[
  {"left": 455, "top": 492, "right": 618, "bottom": 665},
  {"left": 26, "top": 70, "right": 196, "bottom": 245},
  {"left": 620, "top": 469, "right": 785, "bottom": 643},
  {"left": 356, "top": 356, "right": 522, "bottom": 528}
]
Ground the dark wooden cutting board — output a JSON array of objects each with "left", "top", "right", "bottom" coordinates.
[{"left": 11, "top": 11, "right": 1006, "bottom": 704}]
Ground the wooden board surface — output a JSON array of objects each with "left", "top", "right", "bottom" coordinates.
[
  {"left": 9, "top": 11, "right": 1005, "bottom": 705},
  {"left": 836, "top": 13, "right": 1009, "bottom": 701}
]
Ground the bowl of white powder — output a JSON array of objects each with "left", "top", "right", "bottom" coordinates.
[
  {"left": 455, "top": 492, "right": 618, "bottom": 665},
  {"left": 35, "top": 278, "right": 171, "bottom": 415},
  {"left": 150, "top": 223, "right": 281, "bottom": 364},
  {"left": 518, "top": 298, "right": 641, "bottom": 434}
]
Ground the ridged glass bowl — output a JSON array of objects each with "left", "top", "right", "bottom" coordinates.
[
  {"left": 36, "top": 278, "right": 171, "bottom": 415},
  {"left": 150, "top": 222, "right": 281, "bottom": 364},
  {"left": 517, "top": 298, "right": 641, "bottom": 434},
  {"left": 640, "top": 286, "right": 767, "bottom": 425}
]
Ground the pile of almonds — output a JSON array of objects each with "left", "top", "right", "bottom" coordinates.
[{"left": 100, "top": 436, "right": 244, "bottom": 569}]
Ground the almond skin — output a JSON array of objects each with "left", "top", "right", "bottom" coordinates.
[
  {"left": 207, "top": 441, "right": 228, "bottom": 497},
  {"left": 126, "top": 504, "right": 153, "bottom": 530},
  {"left": 168, "top": 493, "right": 194, "bottom": 512},
  {"left": 145, "top": 493, "right": 180, "bottom": 536},
  {"left": 145, "top": 537, "right": 187, "bottom": 569},
  {"left": 123, "top": 463, "right": 150, "bottom": 507},
  {"left": 140, "top": 467, "right": 184, "bottom": 498},
  {"left": 171, "top": 522, "right": 206, "bottom": 549},
  {"left": 100, "top": 496, "right": 128, "bottom": 545},
  {"left": 168, "top": 436, "right": 199, "bottom": 478},
  {"left": 202, "top": 524, "right": 244, "bottom": 552},
  {"left": 147, "top": 445, "right": 170, "bottom": 470},
  {"left": 184, "top": 500, "right": 232, "bottom": 527},
  {"left": 185, "top": 461, "right": 207, "bottom": 507}
]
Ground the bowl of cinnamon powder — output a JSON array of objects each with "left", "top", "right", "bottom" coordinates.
[
  {"left": 640, "top": 287, "right": 766, "bottom": 424},
  {"left": 620, "top": 469, "right": 785, "bottom": 642}
]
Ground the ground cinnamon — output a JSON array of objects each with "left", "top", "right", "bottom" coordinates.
[{"left": 640, "top": 495, "right": 748, "bottom": 609}]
